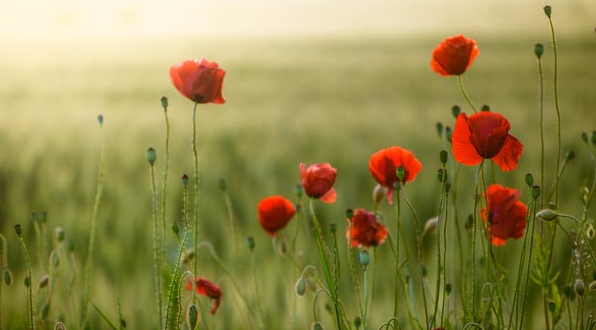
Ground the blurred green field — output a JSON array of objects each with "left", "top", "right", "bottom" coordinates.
[{"left": 1, "top": 1, "right": 596, "bottom": 329}]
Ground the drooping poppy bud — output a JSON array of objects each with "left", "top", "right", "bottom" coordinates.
[
  {"left": 300, "top": 163, "right": 337, "bottom": 203},
  {"left": 431, "top": 35, "right": 480, "bottom": 76}
]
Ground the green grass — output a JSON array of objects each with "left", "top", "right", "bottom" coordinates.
[{"left": 0, "top": 29, "right": 595, "bottom": 329}]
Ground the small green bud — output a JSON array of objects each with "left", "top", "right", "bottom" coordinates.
[
  {"left": 592, "top": 131, "right": 596, "bottom": 147},
  {"left": 294, "top": 184, "right": 304, "bottom": 199},
  {"left": 393, "top": 180, "right": 401, "bottom": 192},
  {"left": 445, "top": 126, "right": 453, "bottom": 144},
  {"left": 66, "top": 239, "right": 75, "bottom": 252},
  {"left": 534, "top": 43, "right": 544, "bottom": 58},
  {"left": 563, "top": 284, "right": 575, "bottom": 299},
  {"left": 548, "top": 301, "right": 556, "bottom": 313},
  {"left": 329, "top": 223, "right": 337, "bottom": 233},
  {"left": 120, "top": 319, "right": 127, "bottom": 329},
  {"left": 544, "top": 5, "right": 552, "bottom": 18},
  {"left": 436, "top": 122, "right": 443, "bottom": 138},
  {"left": 24, "top": 275, "right": 30, "bottom": 287},
  {"left": 97, "top": 114, "right": 104, "bottom": 126},
  {"left": 354, "top": 316, "right": 362, "bottom": 329},
  {"left": 246, "top": 236, "right": 255, "bottom": 251},
  {"left": 565, "top": 150, "right": 575, "bottom": 162},
  {"left": 14, "top": 224, "right": 22, "bottom": 237},
  {"left": 277, "top": 238, "right": 288, "bottom": 256},
  {"left": 146, "top": 147, "right": 157, "bottom": 166},
  {"left": 481, "top": 104, "right": 490, "bottom": 112},
  {"left": 50, "top": 251, "right": 60, "bottom": 268},
  {"left": 396, "top": 166, "right": 405, "bottom": 182},
  {"left": 525, "top": 173, "right": 534, "bottom": 187},
  {"left": 372, "top": 185, "right": 386, "bottom": 204},
  {"left": 439, "top": 150, "right": 448, "bottom": 165},
  {"left": 171, "top": 224, "right": 179, "bottom": 235},
  {"left": 41, "top": 302, "right": 50, "bottom": 318},
  {"left": 346, "top": 209, "right": 354, "bottom": 220},
  {"left": 55, "top": 227, "right": 65, "bottom": 242},
  {"left": 465, "top": 214, "right": 473, "bottom": 230},
  {"left": 187, "top": 304, "right": 198, "bottom": 330},
  {"left": 181, "top": 174, "right": 189, "bottom": 188},
  {"left": 39, "top": 211, "right": 48, "bottom": 224},
  {"left": 537, "top": 209, "right": 559, "bottom": 221},
  {"left": 574, "top": 279, "right": 585, "bottom": 296},
  {"left": 531, "top": 185, "right": 541, "bottom": 200},
  {"left": 295, "top": 277, "right": 307, "bottom": 297},
  {"left": 421, "top": 264, "right": 428, "bottom": 277},
  {"left": 311, "top": 322, "right": 324, "bottom": 330},
  {"left": 3, "top": 269, "right": 12, "bottom": 286},
  {"left": 359, "top": 250, "right": 371, "bottom": 267},
  {"left": 582, "top": 132, "right": 589, "bottom": 144},
  {"left": 445, "top": 283, "right": 452, "bottom": 294},
  {"left": 451, "top": 105, "right": 461, "bottom": 118},
  {"left": 444, "top": 182, "right": 451, "bottom": 194},
  {"left": 160, "top": 96, "right": 168, "bottom": 110},
  {"left": 219, "top": 178, "right": 227, "bottom": 192},
  {"left": 39, "top": 274, "right": 50, "bottom": 288}
]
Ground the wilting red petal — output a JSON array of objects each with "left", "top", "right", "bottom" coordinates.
[
  {"left": 452, "top": 113, "right": 483, "bottom": 166},
  {"left": 482, "top": 184, "right": 527, "bottom": 246},
  {"left": 347, "top": 209, "right": 388, "bottom": 248},
  {"left": 185, "top": 277, "right": 222, "bottom": 314},
  {"left": 368, "top": 147, "right": 422, "bottom": 190},
  {"left": 257, "top": 196, "right": 296, "bottom": 236},
  {"left": 491, "top": 135, "right": 524, "bottom": 171},
  {"left": 300, "top": 163, "right": 337, "bottom": 202},
  {"left": 431, "top": 35, "right": 479, "bottom": 76},
  {"left": 169, "top": 59, "right": 226, "bottom": 104}
]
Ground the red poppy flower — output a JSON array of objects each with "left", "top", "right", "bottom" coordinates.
[
  {"left": 431, "top": 35, "right": 479, "bottom": 76},
  {"left": 300, "top": 163, "right": 337, "bottom": 203},
  {"left": 369, "top": 147, "right": 422, "bottom": 202},
  {"left": 169, "top": 59, "right": 226, "bottom": 104},
  {"left": 185, "top": 277, "right": 222, "bottom": 315},
  {"left": 257, "top": 196, "right": 296, "bottom": 236},
  {"left": 452, "top": 112, "right": 524, "bottom": 171},
  {"left": 347, "top": 209, "right": 388, "bottom": 248},
  {"left": 482, "top": 184, "right": 527, "bottom": 246}
]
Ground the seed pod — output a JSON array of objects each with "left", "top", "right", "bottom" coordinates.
[
  {"left": 451, "top": 105, "right": 461, "bottom": 118},
  {"left": 3, "top": 269, "right": 12, "bottom": 286},
  {"left": 575, "top": 279, "right": 585, "bottom": 296},
  {"left": 187, "top": 304, "right": 199, "bottom": 330},
  {"left": 55, "top": 227, "right": 65, "bottom": 243},
  {"left": 354, "top": 317, "right": 362, "bottom": 329},
  {"left": 160, "top": 96, "right": 168, "bottom": 110},
  {"left": 39, "top": 274, "right": 50, "bottom": 289},
  {"left": 41, "top": 302, "right": 50, "bottom": 318},
  {"left": 359, "top": 250, "right": 370, "bottom": 267},
  {"left": 439, "top": 150, "right": 448, "bottom": 165},
  {"left": 295, "top": 277, "right": 307, "bottom": 297},
  {"left": 146, "top": 147, "right": 157, "bottom": 166},
  {"left": 534, "top": 43, "right": 544, "bottom": 59},
  {"left": 181, "top": 174, "right": 189, "bottom": 188},
  {"left": 531, "top": 185, "right": 541, "bottom": 200},
  {"left": 543, "top": 5, "right": 552, "bottom": 18},
  {"left": 14, "top": 224, "right": 22, "bottom": 237},
  {"left": 436, "top": 122, "right": 443, "bottom": 138},
  {"left": 525, "top": 173, "right": 534, "bottom": 187},
  {"left": 311, "top": 321, "right": 324, "bottom": 330},
  {"left": 536, "top": 209, "right": 558, "bottom": 221}
]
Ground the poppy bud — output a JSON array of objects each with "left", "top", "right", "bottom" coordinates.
[
  {"left": 3, "top": 269, "right": 12, "bottom": 286},
  {"left": 445, "top": 126, "right": 453, "bottom": 144},
  {"left": 537, "top": 209, "right": 558, "bottom": 221},
  {"left": 50, "top": 251, "right": 60, "bottom": 268},
  {"left": 41, "top": 302, "right": 50, "bottom": 318},
  {"left": 589, "top": 280, "right": 596, "bottom": 292},
  {"left": 440, "top": 150, "right": 448, "bottom": 165},
  {"left": 548, "top": 301, "right": 556, "bottom": 313},
  {"left": 481, "top": 104, "right": 490, "bottom": 112},
  {"left": 421, "top": 264, "right": 428, "bottom": 277},
  {"left": 181, "top": 174, "right": 189, "bottom": 188},
  {"left": 565, "top": 150, "right": 575, "bottom": 162},
  {"left": 574, "top": 279, "right": 585, "bottom": 296},
  {"left": 525, "top": 173, "right": 534, "bottom": 187},
  {"left": 39, "top": 211, "right": 48, "bottom": 224},
  {"left": 187, "top": 304, "right": 198, "bottom": 330},
  {"left": 592, "top": 131, "right": 596, "bottom": 147},
  {"left": 543, "top": 5, "right": 552, "bottom": 18},
  {"left": 146, "top": 147, "right": 157, "bottom": 166},
  {"left": 39, "top": 274, "right": 50, "bottom": 288},
  {"left": 171, "top": 224, "right": 179, "bottom": 235},
  {"left": 372, "top": 185, "right": 386, "bottom": 204},
  {"left": 160, "top": 96, "right": 168, "bottom": 110},
  {"left": 66, "top": 239, "right": 75, "bottom": 252},
  {"left": 311, "top": 322, "right": 324, "bottom": 330},
  {"left": 14, "top": 224, "right": 22, "bottom": 237},
  {"left": 531, "top": 185, "right": 541, "bottom": 200},
  {"left": 295, "top": 277, "right": 307, "bottom": 297},
  {"left": 444, "top": 182, "right": 452, "bottom": 194},
  {"left": 582, "top": 132, "right": 589, "bottom": 144},
  {"left": 246, "top": 237, "right": 255, "bottom": 251},
  {"left": 424, "top": 217, "right": 439, "bottom": 235},
  {"left": 534, "top": 43, "right": 544, "bottom": 59},
  {"left": 451, "top": 105, "right": 461, "bottom": 118},
  {"left": 445, "top": 283, "right": 452, "bottom": 294},
  {"left": 563, "top": 284, "right": 575, "bottom": 299},
  {"left": 465, "top": 214, "right": 474, "bottom": 230},
  {"left": 436, "top": 122, "right": 443, "bottom": 138},
  {"left": 24, "top": 275, "right": 30, "bottom": 287},
  {"left": 55, "top": 227, "right": 65, "bottom": 242},
  {"left": 294, "top": 184, "right": 304, "bottom": 199},
  {"left": 97, "top": 114, "right": 104, "bottom": 126},
  {"left": 328, "top": 223, "right": 337, "bottom": 234},
  {"left": 120, "top": 319, "right": 127, "bottom": 329},
  {"left": 396, "top": 166, "right": 405, "bottom": 182},
  {"left": 354, "top": 316, "right": 362, "bottom": 329},
  {"left": 277, "top": 238, "right": 288, "bottom": 256},
  {"left": 219, "top": 178, "right": 227, "bottom": 192},
  {"left": 359, "top": 250, "right": 370, "bottom": 267}
]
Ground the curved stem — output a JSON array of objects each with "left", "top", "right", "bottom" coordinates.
[
  {"left": 192, "top": 102, "right": 200, "bottom": 281},
  {"left": 161, "top": 105, "right": 170, "bottom": 272},
  {"left": 150, "top": 164, "right": 163, "bottom": 328},
  {"left": 457, "top": 75, "right": 478, "bottom": 113},
  {"left": 547, "top": 15, "right": 562, "bottom": 208},
  {"left": 393, "top": 188, "right": 401, "bottom": 319},
  {"left": 16, "top": 232, "right": 34, "bottom": 330}
]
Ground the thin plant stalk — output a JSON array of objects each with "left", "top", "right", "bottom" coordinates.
[
  {"left": 160, "top": 99, "right": 170, "bottom": 274},
  {"left": 393, "top": 187, "right": 402, "bottom": 320},
  {"left": 457, "top": 75, "right": 478, "bottom": 113},
  {"left": 363, "top": 262, "right": 369, "bottom": 330},
  {"left": 537, "top": 51, "right": 545, "bottom": 209},
  {"left": 82, "top": 118, "right": 106, "bottom": 326},
  {"left": 16, "top": 226, "right": 34, "bottom": 330},
  {"left": 249, "top": 249, "right": 265, "bottom": 329},
  {"left": 149, "top": 160, "right": 163, "bottom": 328},
  {"left": 546, "top": 10, "right": 562, "bottom": 208},
  {"left": 191, "top": 102, "right": 200, "bottom": 283}
]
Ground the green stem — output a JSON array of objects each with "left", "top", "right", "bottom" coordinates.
[
  {"left": 431, "top": 170, "right": 447, "bottom": 329},
  {"left": 82, "top": 122, "right": 106, "bottom": 326},
  {"left": 150, "top": 164, "right": 163, "bottom": 328},
  {"left": 457, "top": 75, "right": 478, "bottom": 113},
  {"left": 250, "top": 251, "right": 265, "bottom": 329},
  {"left": 161, "top": 104, "right": 170, "bottom": 275},
  {"left": 547, "top": 14, "right": 562, "bottom": 208},
  {"left": 363, "top": 264, "right": 369, "bottom": 330},
  {"left": 538, "top": 56, "right": 545, "bottom": 209},
  {"left": 192, "top": 102, "right": 200, "bottom": 282},
  {"left": 393, "top": 188, "right": 401, "bottom": 320},
  {"left": 16, "top": 230, "right": 34, "bottom": 330}
]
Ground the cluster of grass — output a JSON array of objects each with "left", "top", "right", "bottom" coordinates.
[{"left": 0, "top": 16, "right": 595, "bottom": 329}]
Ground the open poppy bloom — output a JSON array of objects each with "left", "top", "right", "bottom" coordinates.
[
  {"left": 169, "top": 59, "right": 226, "bottom": 104},
  {"left": 431, "top": 35, "right": 479, "bottom": 76},
  {"left": 347, "top": 209, "right": 388, "bottom": 248},
  {"left": 368, "top": 146, "right": 422, "bottom": 202},
  {"left": 186, "top": 277, "right": 222, "bottom": 315},
  {"left": 300, "top": 163, "right": 337, "bottom": 203},
  {"left": 452, "top": 112, "right": 523, "bottom": 171},
  {"left": 257, "top": 196, "right": 296, "bottom": 236},
  {"left": 482, "top": 184, "right": 527, "bottom": 246}
]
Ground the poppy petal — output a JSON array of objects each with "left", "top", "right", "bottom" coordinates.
[
  {"left": 491, "top": 135, "right": 524, "bottom": 171},
  {"left": 452, "top": 113, "right": 483, "bottom": 166},
  {"left": 319, "top": 188, "right": 337, "bottom": 203}
]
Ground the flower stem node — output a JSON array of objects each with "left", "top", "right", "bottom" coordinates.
[
  {"left": 544, "top": 5, "right": 552, "bottom": 18},
  {"left": 536, "top": 209, "right": 559, "bottom": 221},
  {"left": 295, "top": 277, "right": 307, "bottom": 297},
  {"left": 187, "top": 304, "right": 198, "bottom": 330},
  {"left": 525, "top": 173, "right": 534, "bottom": 187},
  {"left": 359, "top": 250, "right": 371, "bottom": 268},
  {"left": 534, "top": 43, "right": 544, "bottom": 59},
  {"left": 451, "top": 105, "right": 461, "bottom": 118},
  {"left": 146, "top": 147, "right": 157, "bottom": 166}
]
